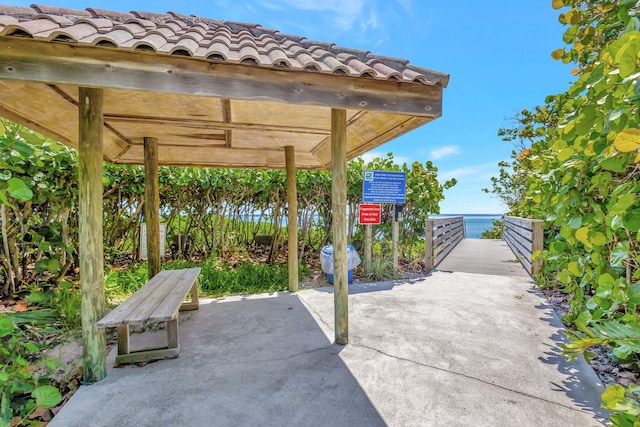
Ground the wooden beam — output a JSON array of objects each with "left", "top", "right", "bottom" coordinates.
[
  {"left": 144, "top": 137, "right": 161, "bottom": 279},
  {"left": 331, "top": 108, "right": 348, "bottom": 345},
  {"left": 285, "top": 146, "right": 298, "bottom": 292},
  {"left": 78, "top": 87, "right": 106, "bottom": 383},
  {"left": 0, "top": 37, "right": 443, "bottom": 117},
  {"left": 115, "top": 145, "right": 322, "bottom": 169},
  {"left": 104, "top": 114, "right": 331, "bottom": 136}
]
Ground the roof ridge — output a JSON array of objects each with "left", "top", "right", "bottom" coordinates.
[{"left": 0, "top": 3, "right": 449, "bottom": 87}]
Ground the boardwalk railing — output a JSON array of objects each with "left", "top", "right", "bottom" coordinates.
[
  {"left": 503, "top": 216, "right": 544, "bottom": 276},
  {"left": 425, "top": 216, "right": 465, "bottom": 271}
]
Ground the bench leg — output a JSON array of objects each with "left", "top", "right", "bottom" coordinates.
[
  {"left": 115, "top": 320, "right": 179, "bottom": 365},
  {"left": 117, "top": 324, "right": 130, "bottom": 357},
  {"left": 167, "top": 318, "right": 179, "bottom": 350},
  {"left": 180, "top": 279, "right": 200, "bottom": 311}
]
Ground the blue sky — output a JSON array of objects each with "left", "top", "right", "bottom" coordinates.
[{"left": 5, "top": 0, "right": 573, "bottom": 213}]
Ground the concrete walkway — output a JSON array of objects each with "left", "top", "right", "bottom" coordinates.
[
  {"left": 437, "top": 239, "right": 531, "bottom": 278},
  {"left": 50, "top": 271, "right": 607, "bottom": 427}
]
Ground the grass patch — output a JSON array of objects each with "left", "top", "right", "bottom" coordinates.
[{"left": 105, "top": 258, "right": 308, "bottom": 301}]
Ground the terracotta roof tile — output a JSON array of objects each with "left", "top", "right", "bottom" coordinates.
[
  {"left": 86, "top": 8, "right": 134, "bottom": 21},
  {"left": 0, "top": 4, "right": 449, "bottom": 87},
  {"left": 41, "top": 22, "right": 97, "bottom": 41},
  {"left": 76, "top": 18, "right": 114, "bottom": 30},
  {"left": 31, "top": 4, "right": 91, "bottom": 16},
  {"left": 0, "top": 15, "right": 17, "bottom": 25}
]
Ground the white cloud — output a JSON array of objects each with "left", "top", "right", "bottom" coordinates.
[
  {"left": 429, "top": 145, "right": 461, "bottom": 160},
  {"left": 438, "top": 162, "right": 497, "bottom": 181},
  {"left": 358, "top": 150, "right": 410, "bottom": 166},
  {"left": 257, "top": 0, "right": 365, "bottom": 31}
]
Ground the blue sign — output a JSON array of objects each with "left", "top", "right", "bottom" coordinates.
[{"left": 362, "top": 170, "right": 406, "bottom": 203}]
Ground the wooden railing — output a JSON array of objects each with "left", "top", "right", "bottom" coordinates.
[
  {"left": 503, "top": 216, "right": 544, "bottom": 276},
  {"left": 425, "top": 216, "right": 465, "bottom": 271}
]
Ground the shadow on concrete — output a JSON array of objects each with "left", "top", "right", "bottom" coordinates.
[
  {"left": 313, "top": 280, "right": 395, "bottom": 295},
  {"left": 530, "top": 289, "right": 610, "bottom": 422},
  {"left": 50, "top": 293, "right": 386, "bottom": 427}
]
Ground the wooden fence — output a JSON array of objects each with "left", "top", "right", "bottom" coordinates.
[
  {"left": 503, "top": 216, "right": 544, "bottom": 276},
  {"left": 425, "top": 216, "right": 465, "bottom": 271}
]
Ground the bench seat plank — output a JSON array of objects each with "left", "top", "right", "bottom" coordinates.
[
  {"left": 125, "top": 269, "right": 196, "bottom": 324},
  {"left": 96, "top": 271, "right": 173, "bottom": 327},
  {"left": 96, "top": 268, "right": 200, "bottom": 327},
  {"left": 149, "top": 269, "right": 199, "bottom": 321}
]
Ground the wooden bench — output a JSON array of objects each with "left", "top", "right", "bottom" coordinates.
[{"left": 96, "top": 268, "right": 200, "bottom": 365}]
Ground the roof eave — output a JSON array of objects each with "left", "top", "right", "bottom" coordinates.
[{"left": 0, "top": 36, "right": 443, "bottom": 117}]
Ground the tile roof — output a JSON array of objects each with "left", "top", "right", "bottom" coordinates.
[{"left": 0, "top": 4, "right": 449, "bottom": 87}]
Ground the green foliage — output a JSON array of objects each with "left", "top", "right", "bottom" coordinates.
[
  {"left": 602, "top": 384, "right": 640, "bottom": 426},
  {"left": 359, "top": 257, "right": 400, "bottom": 282},
  {"left": 50, "top": 281, "right": 83, "bottom": 330},
  {"left": 480, "top": 219, "right": 504, "bottom": 239},
  {"left": 492, "top": 2, "right": 640, "bottom": 424},
  {"left": 105, "top": 259, "right": 308, "bottom": 300},
  {"left": 166, "top": 258, "right": 304, "bottom": 297},
  {"left": 105, "top": 264, "right": 149, "bottom": 303},
  {"left": 0, "top": 315, "right": 62, "bottom": 427},
  {"left": 0, "top": 119, "right": 78, "bottom": 295}
]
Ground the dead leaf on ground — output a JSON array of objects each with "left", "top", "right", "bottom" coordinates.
[{"left": 13, "top": 301, "right": 28, "bottom": 312}]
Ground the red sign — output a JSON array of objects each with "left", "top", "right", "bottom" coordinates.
[{"left": 359, "top": 204, "right": 381, "bottom": 225}]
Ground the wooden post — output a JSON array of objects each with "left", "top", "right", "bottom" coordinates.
[
  {"left": 285, "top": 146, "right": 298, "bottom": 292},
  {"left": 144, "top": 137, "right": 161, "bottom": 279},
  {"left": 331, "top": 109, "right": 348, "bottom": 345},
  {"left": 364, "top": 224, "right": 372, "bottom": 274},
  {"left": 425, "top": 218, "right": 434, "bottom": 272},
  {"left": 392, "top": 220, "right": 399, "bottom": 274},
  {"left": 78, "top": 87, "right": 106, "bottom": 383},
  {"left": 531, "top": 219, "right": 544, "bottom": 275}
]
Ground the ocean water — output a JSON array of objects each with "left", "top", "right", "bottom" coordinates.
[{"left": 432, "top": 214, "right": 503, "bottom": 239}]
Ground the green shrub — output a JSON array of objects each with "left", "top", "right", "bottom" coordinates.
[
  {"left": 480, "top": 219, "right": 503, "bottom": 239},
  {"left": 167, "top": 258, "right": 305, "bottom": 297},
  {"left": 0, "top": 315, "right": 62, "bottom": 427},
  {"left": 360, "top": 257, "right": 400, "bottom": 282},
  {"left": 105, "top": 259, "right": 307, "bottom": 299}
]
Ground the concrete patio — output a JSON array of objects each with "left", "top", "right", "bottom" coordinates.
[{"left": 50, "top": 268, "right": 607, "bottom": 427}]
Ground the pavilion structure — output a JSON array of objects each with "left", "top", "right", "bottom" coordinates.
[{"left": 0, "top": 4, "right": 448, "bottom": 382}]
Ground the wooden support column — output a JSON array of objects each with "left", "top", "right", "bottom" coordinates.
[
  {"left": 331, "top": 109, "right": 348, "bottom": 345},
  {"left": 144, "top": 137, "right": 161, "bottom": 279},
  {"left": 531, "top": 219, "right": 544, "bottom": 275},
  {"left": 425, "top": 219, "right": 434, "bottom": 272},
  {"left": 78, "top": 87, "right": 106, "bottom": 383},
  {"left": 285, "top": 146, "right": 299, "bottom": 292}
]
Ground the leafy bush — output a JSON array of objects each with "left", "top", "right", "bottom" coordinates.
[
  {"left": 491, "top": 1, "right": 640, "bottom": 424},
  {"left": 0, "top": 315, "right": 62, "bottom": 427},
  {"left": 104, "top": 259, "right": 307, "bottom": 300},
  {"left": 480, "top": 219, "right": 503, "bottom": 239},
  {"left": 360, "top": 257, "right": 400, "bottom": 282},
  {"left": 167, "top": 258, "right": 305, "bottom": 297}
]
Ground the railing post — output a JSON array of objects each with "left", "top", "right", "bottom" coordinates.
[
  {"left": 531, "top": 219, "right": 544, "bottom": 275},
  {"left": 425, "top": 218, "right": 434, "bottom": 272}
]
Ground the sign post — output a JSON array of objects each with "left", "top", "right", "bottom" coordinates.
[
  {"left": 359, "top": 203, "right": 381, "bottom": 274},
  {"left": 362, "top": 171, "right": 406, "bottom": 274}
]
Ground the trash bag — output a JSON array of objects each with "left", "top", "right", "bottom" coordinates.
[{"left": 320, "top": 244, "right": 361, "bottom": 274}]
